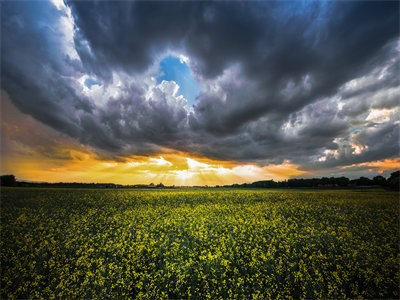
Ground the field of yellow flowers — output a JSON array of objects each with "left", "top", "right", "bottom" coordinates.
[{"left": 1, "top": 187, "right": 399, "bottom": 298}]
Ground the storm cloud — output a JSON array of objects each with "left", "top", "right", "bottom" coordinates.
[{"left": 1, "top": 0, "right": 399, "bottom": 173}]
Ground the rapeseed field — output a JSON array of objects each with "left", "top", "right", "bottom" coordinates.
[{"left": 1, "top": 188, "right": 399, "bottom": 299}]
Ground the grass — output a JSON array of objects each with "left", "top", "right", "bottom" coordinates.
[{"left": 1, "top": 187, "right": 399, "bottom": 298}]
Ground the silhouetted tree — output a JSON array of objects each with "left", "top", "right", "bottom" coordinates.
[
  {"left": 0, "top": 175, "right": 16, "bottom": 186},
  {"left": 373, "top": 175, "right": 387, "bottom": 186},
  {"left": 320, "top": 177, "right": 330, "bottom": 185},
  {"left": 387, "top": 171, "right": 400, "bottom": 190},
  {"left": 336, "top": 177, "right": 350, "bottom": 186},
  {"left": 355, "top": 177, "right": 374, "bottom": 186}
]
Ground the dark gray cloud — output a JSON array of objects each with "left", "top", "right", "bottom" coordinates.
[
  {"left": 1, "top": 0, "right": 399, "bottom": 173},
  {"left": 1, "top": 1, "right": 90, "bottom": 138}
]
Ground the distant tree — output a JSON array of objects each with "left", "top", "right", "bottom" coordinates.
[
  {"left": 321, "top": 177, "right": 330, "bottom": 185},
  {"left": 387, "top": 171, "right": 400, "bottom": 190},
  {"left": 373, "top": 175, "right": 387, "bottom": 186},
  {"left": 156, "top": 183, "right": 164, "bottom": 188},
  {"left": 252, "top": 180, "right": 277, "bottom": 188},
  {"left": 336, "top": 177, "right": 350, "bottom": 186},
  {"left": 357, "top": 176, "right": 373, "bottom": 186},
  {"left": 0, "top": 175, "right": 16, "bottom": 186}
]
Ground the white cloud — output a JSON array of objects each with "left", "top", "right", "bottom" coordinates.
[
  {"left": 351, "top": 144, "right": 368, "bottom": 155},
  {"left": 146, "top": 79, "right": 188, "bottom": 109},
  {"left": 50, "top": 0, "right": 80, "bottom": 61},
  {"left": 150, "top": 156, "right": 173, "bottom": 166},
  {"left": 179, "top": 54, "right": 190, "bottom": 64},
  {"left": 366, "top": 107, "right": 399, "bottom": 124},
  {"left": 318, "top": 149, "right": 339, "bottom": 162},
  {"left": 186, "top": 158, "right": 211, "bottom": 170}
]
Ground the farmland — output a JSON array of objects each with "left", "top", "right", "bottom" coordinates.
[{"left": 1, "top": 188, "right": 399, "bottom": 299}]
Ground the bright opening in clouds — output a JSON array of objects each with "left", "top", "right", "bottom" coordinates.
[
  {"left": 84, "top": 78, "right": 102, "bottom": 89},
  {"left": 1, "top": 0, "right": 399, "bottom": 185},
  {"left": 157, "top": 55, "right": 201, "bottom": 108}
]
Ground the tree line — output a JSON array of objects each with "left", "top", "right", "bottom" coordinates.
[
  {"left": 0, "top": 171, "right": 399, "bottom": 190},
  {"left": 225, "top": 171, "right": 399, "bottom": 190}
]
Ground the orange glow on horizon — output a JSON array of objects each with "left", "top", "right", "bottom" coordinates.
[
  {"left": 2, "top": 146, "right": 307, "bottom": 186},
  {"left": 341, "top": 158, "right": 400, "bottom": 173}
]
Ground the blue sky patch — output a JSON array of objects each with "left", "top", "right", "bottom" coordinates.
[
  {"left": 350, "top": 127, "right": 362, "bottom": 134},
  {"left": 84, "top": 78, "right": 102, "bottom": 89},
  {"left": 157, "top": 56, "right": 201, "bottom": 107}
]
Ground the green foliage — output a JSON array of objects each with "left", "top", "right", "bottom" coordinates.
[{"left": 1, "top": 188, "right": 399, "bottom": 299}]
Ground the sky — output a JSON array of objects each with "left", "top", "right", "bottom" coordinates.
[{"left": 1, "top": 0, "right": 399, "bottom": 186}]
